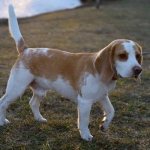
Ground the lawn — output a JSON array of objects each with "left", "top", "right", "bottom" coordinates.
[{"left": 0, "top": 0, "right": 150, "bottom": 149}]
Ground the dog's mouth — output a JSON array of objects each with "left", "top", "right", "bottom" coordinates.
[
  {"left": 117, "top": 73, "right": 140, "bottom": 79},
  {"left": 134, "top": 75, "right": 139, "bottom": 79},
  {"left": 133, "top": 71, "right": 142, "bottom": 79}
]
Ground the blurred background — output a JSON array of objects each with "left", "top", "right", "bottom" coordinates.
[{"left": 0, "top": 0, "right": 82, "bottom": 18}]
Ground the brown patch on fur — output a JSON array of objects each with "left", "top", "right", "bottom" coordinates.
[
  {"left": 21, "top": 49, "right": 96, "bottom": 91},
  {"left": 17, "top": 38, "right": 27, "bottom": 54}
]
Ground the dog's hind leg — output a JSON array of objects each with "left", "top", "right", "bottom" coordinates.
[
  {"left": 0, "top": 68, "right": 33, "bottom": 126},
  {"left": 29, "top": 88, "right": 47, "bottom": 122}
]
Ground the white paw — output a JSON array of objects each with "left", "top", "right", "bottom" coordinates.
[
  {"left": 36, "top": 116, "right": 47, "bottom": 123},
  {"left": 100, "top": 123, "right": 109, "bottom": 132},
  {"left": 80, "top": 130, "right": 93, "bottom": 141},
  {"left": 0, "top": 118, "right": 10, "bottom": 126},
  {"left": 5, "top": 119, "right": 10, "bottom": 124}
]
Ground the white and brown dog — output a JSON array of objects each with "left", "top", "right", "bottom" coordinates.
[{"left": 0, "top": 5, "right": 142, "bottom": 141}]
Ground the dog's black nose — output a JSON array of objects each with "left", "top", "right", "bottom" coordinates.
[{"left": 133, "top": 66, "right": 142, "bottom": 76}]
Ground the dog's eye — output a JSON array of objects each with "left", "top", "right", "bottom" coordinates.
[{"left": 118, "top": 53, "right": 128, "bottom": 61}]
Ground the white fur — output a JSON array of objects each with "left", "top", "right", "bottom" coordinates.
[
  {"left": 32, "top": 76, "right": 77, "bottom": 101},
  {"left": 24, "top": 48, "right": 49, "bottom": 56},
  {"left": 115, "top": 41, "right": 141, "bottom": 77},
  {"left": 81, "top": 73, "right": 115, "bottom": 101},
  {"left": 123, "top": 40, "right": 135, "bottom": 50},
  {"left": 52, "top": 76, "right": 77, "bottom": 100},
  {"left": 99, "top": 96, "right": 115, "bottom": 130},
  {"left": 77, "top": 95, "right": 93, "bottom": 141},
  {"left": 8, "top": 4, "right": 23, "bottom": 44},
  {"left": 36, "top": 48, "right": 49, "bottom": 55},
  {"left": 0, "top": 68, "right": 33, "bottom": 125},
  {"left": 29, "top": 92, "right": 47, "bottom": 122},
  {"left": 34, "top": 48, "right": 49, "bottom": 55},
  {"left": 81, "top": 73, "right": 106, "bottom": 101}
]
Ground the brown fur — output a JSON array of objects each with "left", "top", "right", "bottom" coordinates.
[
  {"left": 17, "top": 38, "right": 27, "bottom": 54},
  {"left": 95, "top": 45, "right": 117, "bottom": 83},
  {"left": 135, "top": 43, "right": 143, "bottom": 64},
  {"left": 20, "top": 49, "right": 97, "bottom": 91}
]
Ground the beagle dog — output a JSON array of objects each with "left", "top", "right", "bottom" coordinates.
[{"left": 0, "top": 5, "right": 143, "bottom": 141}]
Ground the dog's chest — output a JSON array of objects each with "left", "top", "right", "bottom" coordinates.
[{"left": 80, "top": 74, "right": 116, "bottom": 101}]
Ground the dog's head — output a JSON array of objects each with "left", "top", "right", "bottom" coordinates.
[{"left": 95, "top": 39, "right": 143, "bottom": 82}]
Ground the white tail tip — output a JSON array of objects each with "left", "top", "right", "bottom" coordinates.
[{"left": 8, "top": 4, "right": 26, "bottom": 54}]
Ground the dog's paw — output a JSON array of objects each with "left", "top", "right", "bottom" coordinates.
[
  {"left": 5, "top": 119, "right": 10, "bottom": 124},
  {"left": 100, "top": 124, "right": 106, "bottom": 132},
  {"left": 36, "top": 117, "right": 47, "bottom": 123},
  {"left": 81, "top": 132, "right": 93, "bottom": 141},
  {"left": 80, "top": 130, "right": 93, "bottom": 141},
  {"left": 99, "top": 123, "right": 108, "bottom": 132},
  {"left": 0, "top": 118, "right": 10, "bottom": 126}
]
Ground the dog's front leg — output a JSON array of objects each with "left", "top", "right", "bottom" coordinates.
[
  {"left": 77, "top": 96, "right": 93, "bottom": 141},
  {"left": 99, "top": 95, "right": 115, "bottom": 131}
]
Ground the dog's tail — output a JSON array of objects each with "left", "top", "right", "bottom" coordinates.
[{"left": 8, "top": 4, "right": 27, "bottom": 54}]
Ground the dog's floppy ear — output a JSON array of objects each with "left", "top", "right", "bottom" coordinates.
[
  {"left": 135, "top": 42, "right": 143, "bottom": 65},
  {"left": 94, "top": 42, "right": 117, "bottom": 82},
  {"left": 134, "top": 42, "right": 143, "bottom": 83}
]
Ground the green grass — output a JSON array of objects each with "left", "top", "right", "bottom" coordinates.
[{"left": 0, "top": 0, "right": 150, "bottom": 149}]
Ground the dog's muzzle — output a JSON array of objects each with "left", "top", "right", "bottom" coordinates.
[{"left": 132, "top": 66, "right": 142, "bottom": 78}]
